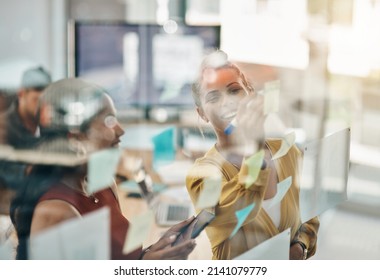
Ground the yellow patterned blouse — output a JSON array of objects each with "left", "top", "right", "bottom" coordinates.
[{"left": 186, "top": 139, "right": 319, "bottom": 260}]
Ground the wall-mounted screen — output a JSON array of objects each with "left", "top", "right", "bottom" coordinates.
[{"left": 69, "top": 21, "right": 220, "bottom": 112}]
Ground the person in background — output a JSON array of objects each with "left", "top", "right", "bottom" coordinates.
[
  {"left": 0, "top": 67, "right": 51, "bottom": 213},
  {"left": 0, "top": 89, "right": 14, "bottom": 216},
  {"left": 10, "top": 78, "right": 196, "bottom": 260},
  {"left": 3, "top": 66, "right": 51, "bottom": 149},
  {"left": 186, "top": 50, "right": 319, "bottom": 260},
  {"left": 0, "top": 89, "right": 7, "bottom": 145}
]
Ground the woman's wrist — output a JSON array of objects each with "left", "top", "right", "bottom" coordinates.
[
  {"left": 139, "top": 246, "right": 152, "bottom": 260},
  {"left": 290, "top": 240, "right": 308, "bottom": 260}
]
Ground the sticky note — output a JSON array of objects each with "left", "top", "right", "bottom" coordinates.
[
  {"left": 29, "top": 224, "right": 62, "bottom": 259},
  {"left": 29, "top": 207, "right": 110, "bottom": 260},
  {"left": 88, "top": 148, "right": 121, "bottom": 193},
  {"left": 244, "top": 150, "right": 265, "bottom": 188},
  {"left": 229, "top": 203, "right": 256, "bottom": 239},
  {"left": 0, "top": 241, "right": 13, "bottom": 260},
  {"left": 60, "top": 207, "right": 110, "bottom": 259},
  {"left": 272, "top": 131, "right": 296, "bottom": 160},
  {"left": 299, "top": 128, "right": 350, "bottom": 223},
  {"left": 195, "top": 176, "right": 222, "bottom": 209},
  {"left": 152, "top": 127, "right": 176, "bottom": 168},
  {"left": 267, "top": 176, "right": 292, "bottom": 209},
  {"left": 123, "top": 210, "right": 154, "bottom": 254},
  {"left": 264, "top": 80, "right": 280, "bottom": 115},
  {"left": 234, "top": 228, "right": 290, "bottom": 260}
]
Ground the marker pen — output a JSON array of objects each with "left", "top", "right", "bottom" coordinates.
[
  {"left": 224, "top": 90, "right": 264, "bottom": 135},
  {"left": 224, "top": 118, "right": 237, "bottom": 135}
]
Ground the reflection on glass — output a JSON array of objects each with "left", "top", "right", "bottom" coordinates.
[
  {"left": 29, "top": 207, "right": 110, "bottom": 260},
  {"left": 76, "top": 23, "right": 140, "bottom": 107},
  {"left": 234, "top": 228, "right": 290, "bottom": 260},
  {"left": 299, "top": 128, "right": 350, "bottom": 223},
  {"left": 73, "top": 22, "right": 220, "bottom": 109}
]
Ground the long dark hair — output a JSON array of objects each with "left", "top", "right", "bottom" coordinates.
[{"left": 10, "top": 165, "right": 67, "bottom": 259}]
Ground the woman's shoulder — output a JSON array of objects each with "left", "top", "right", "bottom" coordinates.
[
  {"left": 187, "top": 145, "right": 236, "bottom": 181},
  {"left": 265, "top": 138, "right": 302, "bottom": 158},
  {"left": 265, "top": 138, "right": 282, "bottom": 153},
  {"left": 31, "top": 199, "right": 81, "bottom": 236},
  {"left": 190, "top": 145, "right": 224, "bottom": 170},
  {"left": 34, "top": 199, "right": 80, "bottom": 220}
]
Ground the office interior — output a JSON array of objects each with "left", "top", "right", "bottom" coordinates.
[{"left": 0, "top": 0, "right": 380, "bottom": 260}]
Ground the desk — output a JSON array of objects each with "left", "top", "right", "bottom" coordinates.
[
  {"left": 118, "top": 126, "right": 213, "bottom": 259},
  {"left": 117, "top": 188, "right": 213, "bottom": 260}
]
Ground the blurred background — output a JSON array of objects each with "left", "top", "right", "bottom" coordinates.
[{"left": 0, "top": 0, "right": 379, "bottom": 259}]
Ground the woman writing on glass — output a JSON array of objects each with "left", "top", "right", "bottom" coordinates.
[{"left": 186, "top": 50, "right": 319, "bottom": 260}]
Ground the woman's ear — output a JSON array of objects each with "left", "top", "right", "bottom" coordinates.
[
  {"left": 197, "top": 107, "right": 209, "bottom": 123},
  {"left": 68, "top": 132, "right": 88, "bottom": 156},
  {"left": 67, "top": 131, "right": 86, "bottom": 141}
]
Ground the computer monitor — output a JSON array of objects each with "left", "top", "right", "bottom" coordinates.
[
  {"left": 149, "top": 24, "right": 220, "bottom": 106},
  {"left": 68, "top": 21, "right": 220, "bottom": 116}
]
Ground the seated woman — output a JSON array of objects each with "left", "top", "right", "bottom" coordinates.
[
  {"left": 186, "top": 50, "right": 319, "bottom": 260},
  {"left": 10, "top": 78, "right": 196, "bottom": 260}
]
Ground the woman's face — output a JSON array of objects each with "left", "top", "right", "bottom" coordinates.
[
  {"left": 85, "top": 95, "right": 125, "bottom": 151},
  {"left": 198, "top": 68, "right": 249, "bottom": 135}
]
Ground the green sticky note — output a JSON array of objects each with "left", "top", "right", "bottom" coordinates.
[
  {"left": 229, "top": 203, "right": 256, "bottom": 239},
  {"left": 195, "top": 176, "right": 222, "bottom": 209},
  {"left": 244, "top": 150, "right": 265, "bottom": 188},
  {"left": 123, "top": 210, "right": 154, "bottom": 254},
  {"left": 264, "top": 80, "right": 280, "bottom": 115},
  {"left": 152, "top": 127, "right": 176, "bottom": 168},
  {"left": 88, "top": 148, "right": 121, "bottom": 193}
]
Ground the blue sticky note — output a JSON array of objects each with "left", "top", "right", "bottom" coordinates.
[
  {"left": 152, "top": 127, "right": 176, "bottom": 168},
  {"left": 229, "top": 203, "right": 256, "bottom": 239},
  {"left": 88, "top": 148, "right": 121, "bottom": 193},
  {"left": 119, "top": 181, "right": 167, "bottom": 194},
  {"left": 268, "top": 176, "right": 292, "bottom": 209}
]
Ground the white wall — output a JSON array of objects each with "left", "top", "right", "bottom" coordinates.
[{"left": 0, "top": 0, "right": 66, "bottom": 86}]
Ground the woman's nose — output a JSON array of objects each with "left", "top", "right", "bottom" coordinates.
[
  {"left": 221, "top": 94, "right": 236, "bottom": 107},
  {"left": 114, "top": 122, "right": 125, "bottom": 137}
]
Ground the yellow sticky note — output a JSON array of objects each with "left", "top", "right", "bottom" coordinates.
[
  {"left": 264, "top": 80, "right": 280, "bottom": 115},
  {"left": 244, "top": 150, "right": 265, "bottom": 188},
  {"left": 272, "top": 131, "right": 296, "bottom": 160},
  {"left": 122, "top": 210, "right": 154, "bottom": 255},
  {"left": 195, "top": 176, "right": 222, "bottom": 209}
]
